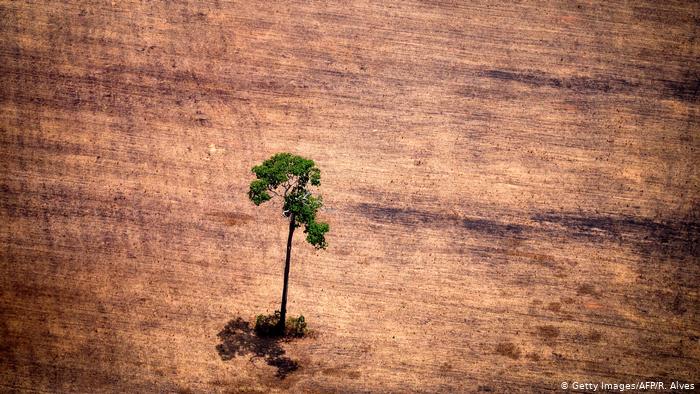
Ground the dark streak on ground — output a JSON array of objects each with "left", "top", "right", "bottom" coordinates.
[
  {"left": 482, "top": 68, "right": 700, "bottom": 103},
  {"left": 354, "top": 202, "right": 525, "bottom": 237},
  {"left": 663, "top": 73, "right": 700, "bottom": 103},
  {"left": 353, "top": 202, "right": 699, "bottom": 260},
  {"left": 481, "top": 69, "right": 638, "bottom": 95},
  {"left": 532, "top": 211, "right": 700, "bottom": 259}
]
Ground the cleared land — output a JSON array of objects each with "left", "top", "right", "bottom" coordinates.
[{"left": 1, "top": 1, "right": 699, "bottom": 392}]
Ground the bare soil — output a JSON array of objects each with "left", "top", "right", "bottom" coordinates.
[{"left": 1, "top": 1, "right": 699, "bottom": 392}]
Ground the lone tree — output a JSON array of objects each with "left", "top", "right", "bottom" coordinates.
[{"left": 248, "top": 153, "right": 329, "bottom": 334}]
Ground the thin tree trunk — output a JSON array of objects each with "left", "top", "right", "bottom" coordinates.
[{"left": 278, "top": 212, "right": 295, "bottom": 334}]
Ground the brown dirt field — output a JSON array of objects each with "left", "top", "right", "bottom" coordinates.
[{"left": 1, "top": 1, "right": 699, "bottom": 392}]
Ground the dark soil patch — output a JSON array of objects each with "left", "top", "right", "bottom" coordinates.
[
  {"left": 537, "top": 325, "right": 560, "bottom": 340},
  {"left": 495, "top": 342, "right": 521, "bottom": 360},
  {"left": 577, "top": 284, "right": 599, "bottom": 297}
]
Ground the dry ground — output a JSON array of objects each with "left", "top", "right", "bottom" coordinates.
[{"left": 1, "top": 0, "right": 699, "bottom": 392}]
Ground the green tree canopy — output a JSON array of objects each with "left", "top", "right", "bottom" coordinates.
[{"left": 248, "top": 153, "right": 329, "bottom": 249}]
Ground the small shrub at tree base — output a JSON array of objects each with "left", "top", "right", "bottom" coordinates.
[
  {"left": 255, "top": 311, "right": 281, "bottom": 337},
  {"left": 285, "top": 315, "right": 307, "bottom": 338},
  {"left": 253, "top": 311, "right": 308, "bottom": 338}
]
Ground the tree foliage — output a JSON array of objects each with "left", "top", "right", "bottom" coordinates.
[{"left": 248, "top": 153, "right": 329, "bottom": 249}]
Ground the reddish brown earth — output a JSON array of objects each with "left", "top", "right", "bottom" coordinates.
[{"left": 1, "top": 1, "right": 699, "bottom": 392}]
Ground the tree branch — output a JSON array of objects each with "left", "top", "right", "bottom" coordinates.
[
  {"left": 283, "top": 176, "right": 299, "bottom": 196},
  {"left": 267, "top": 185, "right": 281, "bottom": 198},
  {"left": 287, "top": 176, "right": 301, "bottom": 195}
]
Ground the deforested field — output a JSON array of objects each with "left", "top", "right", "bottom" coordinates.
[{"left": 1, "top": 1, "right": 699, "bottom": 392}]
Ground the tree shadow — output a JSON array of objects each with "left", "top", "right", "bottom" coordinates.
[{"left": 215, "top": 317, "right": 299, "bottom": 379}]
